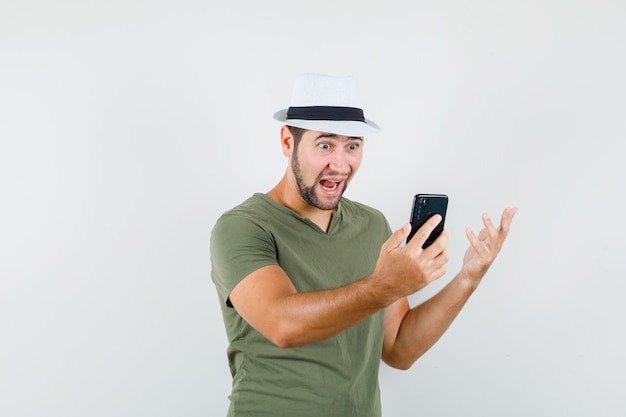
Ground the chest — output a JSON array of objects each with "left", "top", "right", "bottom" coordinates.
[{"left": 272, "top": 225, "right": 382, "bottom": 292}]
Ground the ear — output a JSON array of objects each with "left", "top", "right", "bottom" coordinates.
[{"left": 280, "top": 125, "right": 294, "bottom": 157}]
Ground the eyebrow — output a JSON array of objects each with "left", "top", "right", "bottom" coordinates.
[{"left": 315, "top": 133, "right": 364, "bottom": 141}]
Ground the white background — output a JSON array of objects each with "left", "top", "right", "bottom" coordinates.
[{"left": 1, "top": 1, "right": 625, "bottom": 416}]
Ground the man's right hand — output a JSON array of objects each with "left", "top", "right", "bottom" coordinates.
[{"left": 370, "top": 215, "right": 449, "bottom": 303}]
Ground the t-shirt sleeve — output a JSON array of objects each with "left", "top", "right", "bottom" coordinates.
[{"left": 210, "top": 212, "right": 279, "bottom": 307}]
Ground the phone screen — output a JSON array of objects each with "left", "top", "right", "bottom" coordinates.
[{"left": 407, "top": 194, "right": 448, "bottom": 248}]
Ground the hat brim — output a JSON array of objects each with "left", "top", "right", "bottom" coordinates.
[{"left": 273, "top": 109, "right": 379, "bottom": 137}]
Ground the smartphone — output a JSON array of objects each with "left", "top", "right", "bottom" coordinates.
[{"left": 407, "top": 194, "right": 448, "bottom": 248}]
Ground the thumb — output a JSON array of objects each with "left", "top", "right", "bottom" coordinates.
[{"left": 381, "top": 223, "right": 412, "bottom": 254}]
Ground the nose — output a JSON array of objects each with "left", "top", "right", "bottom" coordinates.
[{"left": 328, "top": 149, "right": 350, "bottom": 173}]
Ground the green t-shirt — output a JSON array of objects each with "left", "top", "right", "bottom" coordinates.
[{"left": 211, "top": 193, "right": 392, "bottom": 417}]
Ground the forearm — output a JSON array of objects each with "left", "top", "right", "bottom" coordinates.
[
  {"left": 272, "top": 278, "right": 392, "bottom": 347},
  {"left": 230, "top": 265, "right": 396, "bottom": 349},
  {"left": 383, "top": 272, "right": 480, "bottom": 369}
]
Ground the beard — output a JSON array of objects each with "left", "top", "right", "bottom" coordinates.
[{"left": 291, "top": 153, "right": 349, "bottom": 211}]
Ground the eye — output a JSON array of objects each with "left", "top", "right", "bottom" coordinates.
[
  {"left": 348, "top": 142, "right": 360, "bottom": 150},
  {"left": 318, "top": 142, "right": 331, "bottom": 151}
]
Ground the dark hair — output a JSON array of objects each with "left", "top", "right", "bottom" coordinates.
[{"left": 287, "top": 126, "right": 306, "bottom": 149}]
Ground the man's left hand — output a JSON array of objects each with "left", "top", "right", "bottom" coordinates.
[{"left": 460, "top": 207, "right": 518, "bottom": 285}]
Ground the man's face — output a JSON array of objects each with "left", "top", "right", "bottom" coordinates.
[{"left": 290, "top": 130, "right": 363, "bottom": 211}]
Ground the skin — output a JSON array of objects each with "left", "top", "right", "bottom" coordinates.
[{"left": 229, "top": 126, "right": 517, "bottom": 369}]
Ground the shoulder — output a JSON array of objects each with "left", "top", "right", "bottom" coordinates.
[
  {"left": 219, "top": 193, "right": 272, "bottom": 218},
  {"left": 211, "top": 194, "right": 275, "bottom": 242},
  {"left": 213, "top": 193, "right": 282, "bottom": 228},
  {"left": 338, "top": 197, "right": 391, "bottom": 240},
  {"left": 340, "top": 197, "right": 387, "bottom": 222}
]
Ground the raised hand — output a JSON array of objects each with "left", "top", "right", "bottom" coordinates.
[{"left": 461, "top": 207, "right": 518, "bottom": 284}]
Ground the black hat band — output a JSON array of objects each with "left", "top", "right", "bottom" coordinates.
[{"left": 286, "top": 106, "right": 365, "bottom": 122}]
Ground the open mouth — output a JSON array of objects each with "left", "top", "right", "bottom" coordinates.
[{"left": 320, "top": 179, "right": 341, "bottom": 191}]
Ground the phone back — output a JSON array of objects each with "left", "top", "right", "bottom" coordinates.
[{"left": 407, "top": 194, "right": 448, "bottom": 248}]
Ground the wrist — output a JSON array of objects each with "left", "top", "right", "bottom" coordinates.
[
  {"left": 458, "top": 268, "right": 484, "bottom": 291},
  {"left": 362, "top": 271, "right": 399, "bottom": 308}
]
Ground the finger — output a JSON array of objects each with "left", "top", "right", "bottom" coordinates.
[
  {"left": 482, "top": 212, "right": 499, "bottom": 241},
  {"left": 432, "top": 245, "right": 449, "bottom": 269},
  {"left": 465, "top": 227, "right": 480, "bottom": 248},
  {"left": 430, "top": 263, "right": 448, "bottom": 282},
  {"left": 424, "top": 228, "right": 449, "bottom": 255},
  {"left": 466, "top": 227, "right": 491, "bottom": 254},
  {"left": 382, "top": 223, "right": 412, "bottom": 253},
  {"left": 477, "top": 228, "right": 489, "bottom": 242},
  {"left": 499, "top": 207, "right": 518, "bottom": 236},
  {"left": 407, "top": 214, "right": 442, "bottom": 248}
]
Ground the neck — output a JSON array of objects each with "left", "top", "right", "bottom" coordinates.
[{"left": 267, "top": 174, "right": 336, "bottom": 232}]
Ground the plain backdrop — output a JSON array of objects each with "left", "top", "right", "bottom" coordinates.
[{"left": 1, "top": 1, "right": 625, "bottom": 416}]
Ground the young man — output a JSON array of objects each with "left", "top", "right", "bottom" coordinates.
[{"left": 210, "top": 74, "right": 517, "bottom": 417}]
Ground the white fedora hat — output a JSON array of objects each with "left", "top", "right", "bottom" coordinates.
[{"left": 273, "top": 74, "right": 380, "bottom": 137}]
